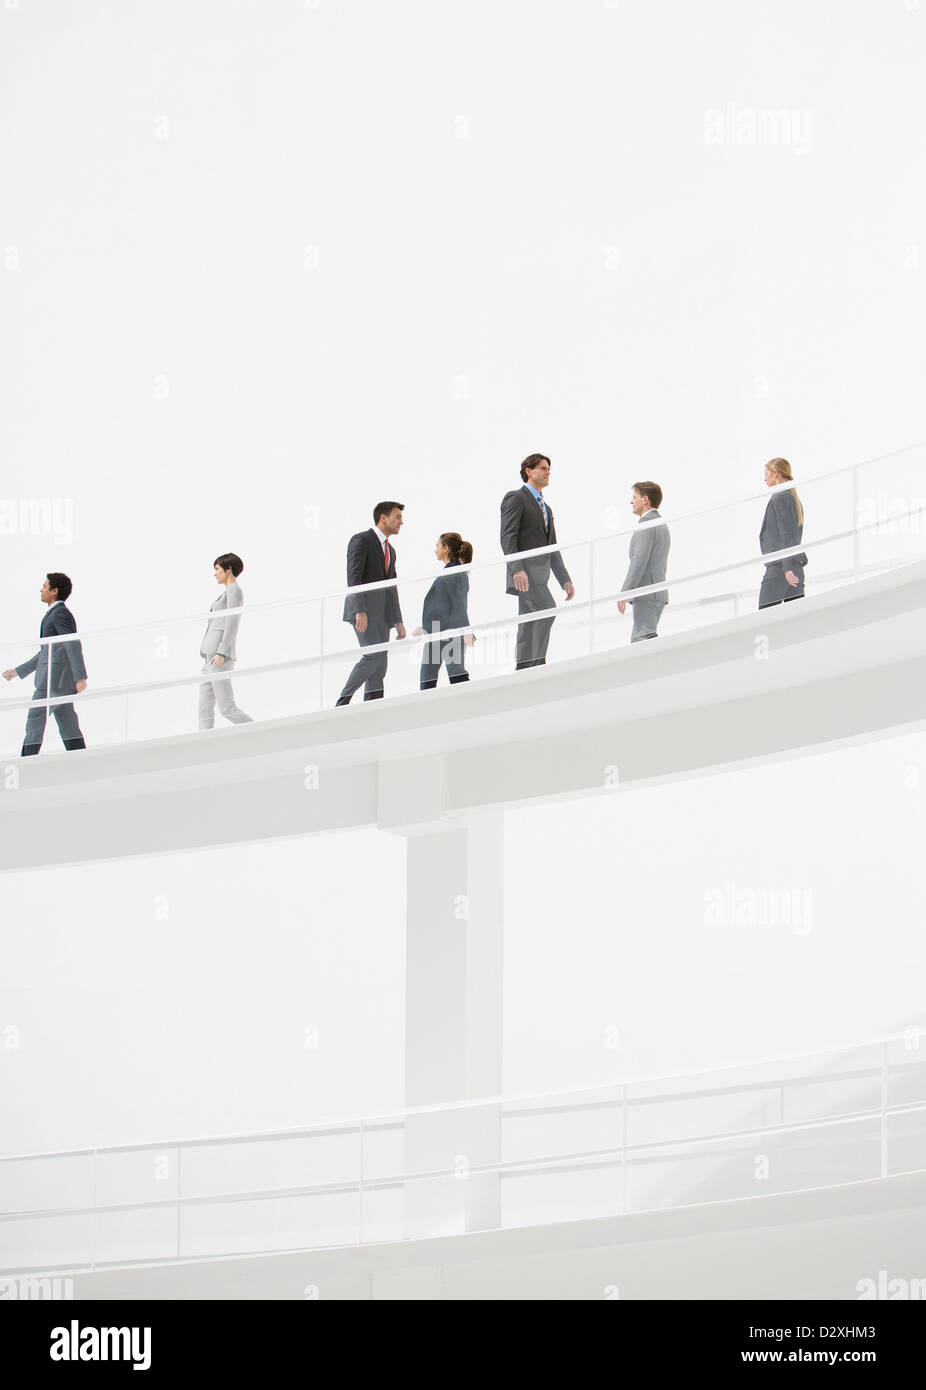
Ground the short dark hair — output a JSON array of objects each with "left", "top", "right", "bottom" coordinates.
[
  {"left": 214, "top": 552, "right": 244, "bottom": 578},
  {"left": 520, "top": 453, "right": 551, "bottom": 482},
  {"left": 46, "top": 572, "right": 72, "bottom": 602},
  {"left": 633, "top": 481, "right": 663, "bottom": 510},
  {"left": 373, "top": 501, "right": 404, "bottom": 524}
]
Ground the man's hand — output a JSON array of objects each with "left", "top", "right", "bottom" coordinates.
[
  {"left": 75, "top": 680, "right": 87, "bottom": 694},
  {"left": 411, "top": 626, "right": 425, "bottom": 637},
  {"left": 463, "top": 633, "right": 476, "bottom": 647},
  {"left": 513, "top": 570, "right": 529, "bottom": 593},
  {"left": 2, "top": 669, "right": 18, "bottom": 681},
  {"left": 211, "top": 654, "right": 225, "bottom": 667},
  {"left": 354, "top": 612, "right": 368, "bottom": 633},
  {"left": 785, "top": 570, "right": 799, "bottom": 588},
  {"left": 395, "top": 624, "right": 407, "bottom": 640},
  {"left": 618, "top": 600, "right": 627, "bottom": 615},
  {"left": 563, "top": 583, "right": 575, "bottom": 601}
]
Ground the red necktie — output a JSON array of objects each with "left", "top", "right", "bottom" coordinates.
[{"left": 384, "top": 539, "right": 391, "bottom": 573}]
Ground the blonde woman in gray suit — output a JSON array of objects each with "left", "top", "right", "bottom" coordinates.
[{"left": 199, "top": 552, "right": 253, "bottom": 729}]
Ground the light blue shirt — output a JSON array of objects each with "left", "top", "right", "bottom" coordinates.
[{"left": 525, "top": 482, "right": 550, "bottom": 529}]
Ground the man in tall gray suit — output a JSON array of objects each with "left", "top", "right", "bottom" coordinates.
[
  {"left": 336, "top": 502, "right": 406, "bottom": 704},
  {"left": 500, "top": 453, "right": 575, "bottom": 669},
  {"left": 618, "top": 481, "right": 670, "bottom": 642},
  {"left": 199, "top": 552, "right": 253, "bottom": 729},
  {"left": 2, "top": 571, "right": 88, "bottom": 754}
]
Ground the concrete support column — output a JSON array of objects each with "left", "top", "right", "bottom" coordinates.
[{"left": 378, "top": 757, "right": 504, "bottom": 1238}]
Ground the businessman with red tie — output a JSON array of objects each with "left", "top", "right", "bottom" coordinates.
[{"left": 336, "top": 502, "right": 407, "bottom": 705}]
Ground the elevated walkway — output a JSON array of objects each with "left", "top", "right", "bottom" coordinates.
[{"left": 2, "top": 556, "right": 925, "bottom": 870}]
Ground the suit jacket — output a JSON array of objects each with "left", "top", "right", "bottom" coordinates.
[
  {"left": 500, "top": 485, "right": 571, "bottom": 596},
  {"left": 421, "top": 560, "right": 470, "bottom": 635},
  {"left": 342, "top": 527, "right": 403, "bottom": 626},
  {"left": 15, "top": 602, "right": 87, "bottom": 694},
  {"left": 622, "top": 509, "right": 670, "bottom": 605},
  {"left": 760, "top": 492, "right": 807, "bottom": 578},
  {"left": 200, "top": 582, "right": 245, "bottom": 661}
]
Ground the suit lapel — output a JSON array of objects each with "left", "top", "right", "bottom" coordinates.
[{"left": 523, "top": 485, "right": 552, "bottom": 538}]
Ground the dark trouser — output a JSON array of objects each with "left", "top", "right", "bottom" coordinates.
[
  {"left": 515, "top": 585, "right": 556, "bottom": 669},
  {"left": 420, "top": 636, "right": 470, "bottom": 690},
  {"left": 630, "top": 597, "right": 667, "bottom": 643},
  {"left": 338, "top": 617, "right": 390, "bottom": 703},
  {"left": 759, "top": 566, "right": 805, "bottom": 610},
  {"left": 21, "top": 688, "right": 85, "bottom": 755}
]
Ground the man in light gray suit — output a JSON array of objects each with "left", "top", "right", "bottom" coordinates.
[
  {"left": 618, "top": 482, "right": 670, "bottom": 642},
  {"left": 199, "top": 552, "right": 253, "bottom": 729}
]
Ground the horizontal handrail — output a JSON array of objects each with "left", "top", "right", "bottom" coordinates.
[
  {"left": 2, "top": 1025, "right": 919, "bottom": 1165},
  {"left": 4, "top": 442, "right": 923, "bottom": 648},
  {"left": 5, "top": 503, "right": 922, "bottom": 715},
  {"left": 2, "top": 1098, "right": 922, "bottom": 1237}
]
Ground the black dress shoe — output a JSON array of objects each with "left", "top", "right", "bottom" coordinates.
[
  {"left": 335, "top": 697, "right": 351, "bottom": 707},
  {"left": 363, "top": 689, "right": 384, "bottom": 701},
  {"left": 20, "top": 745, "right": 41, "bottom": 757}
]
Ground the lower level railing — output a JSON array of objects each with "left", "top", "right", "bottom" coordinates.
[{"left": 2, "top": 1030, "right": 923, "bottom": 1272}]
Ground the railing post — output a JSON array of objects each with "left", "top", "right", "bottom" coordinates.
[
  {"left": 91, "top": 1147, "right": 97, "bottom": 1270},
  {"left": 880, "top": 1043, "right": 889, "bottom": 1180},
  {"left": 619, "top": 1084, "right": 627, "bottom": 1214},
  {"left": 852, "top": 465, "right": 860, "bottom": 579},
  {"left": 45, "top": 636, "right": 52, "bottom": 747},
  {"left": 176, "top": 1145, "right": 182, "bottom": 1259},
  {"left": 318, "top": 597, "right": 325, "bottom": 711},
  {"left": 588, "top": 539, "right": 595, "bottom": 655},
  {"left": 358, "top": 1119, "right": 365, "bottom": 1246}
]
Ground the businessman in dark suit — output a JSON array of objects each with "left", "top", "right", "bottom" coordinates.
[
  {"left": 2, "top": 572, "right": 88, "bottom": 754},
  {"left": 336, "top": 501, "right": 407, "bottom": 705},
  {"left": 500, "top": 454, "right": 575, "bottom": 669}
]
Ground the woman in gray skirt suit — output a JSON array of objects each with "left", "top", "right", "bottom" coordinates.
[{"left": 759, "top": 458, "right": 808, "bottom": 609}]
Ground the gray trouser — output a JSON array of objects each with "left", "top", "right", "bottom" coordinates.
[
  {"left": 338, "top": 616, "right": 390, "bottom": 701},
  {"left": 22, "top": 688, "right": 84, "bottom": 752},
  {"left": 198, "top": 659, "right": 253, "bottom": 729},
  {"left": 630, "top": 597, "right": 666, "bottom": 642},
  {"left": 516, "top": 586, "right": 557, "bottom": 667}
]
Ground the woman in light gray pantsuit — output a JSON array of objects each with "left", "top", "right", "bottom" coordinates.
[{"left": 198, "top": 552, "right": 253, "bottom": 729}]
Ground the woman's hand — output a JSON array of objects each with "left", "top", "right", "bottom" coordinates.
[
  {"left": 411, "top": 626, "right": 425, "bottom": 636},
  {"left": 463, "top": 633, "right": 476, "bottom": 647}
]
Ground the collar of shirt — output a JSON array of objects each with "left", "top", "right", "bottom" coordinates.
[
  {"left": 524, "top": 483, "right": 545, "bottom": 503},
  {"left": 371, "top": 526, "right": 388, "bottom": 550},
  {"left": 47, "top": 600, "right": 63, "bottom": 609},
  {"left": 639, "top": 509, "right": 659, "bottom": 521}
]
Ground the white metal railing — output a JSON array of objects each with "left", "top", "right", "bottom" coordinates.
[
  {"left": 1, "top": 1027, "right": 923, "bottom": 1272},
  {"left": 3, "top": 444, "right": 926, "bottom": 750}
]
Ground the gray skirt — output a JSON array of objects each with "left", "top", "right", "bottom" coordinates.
[{"left": 759, "top": 565, "right": 805, "bottom": 609}]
